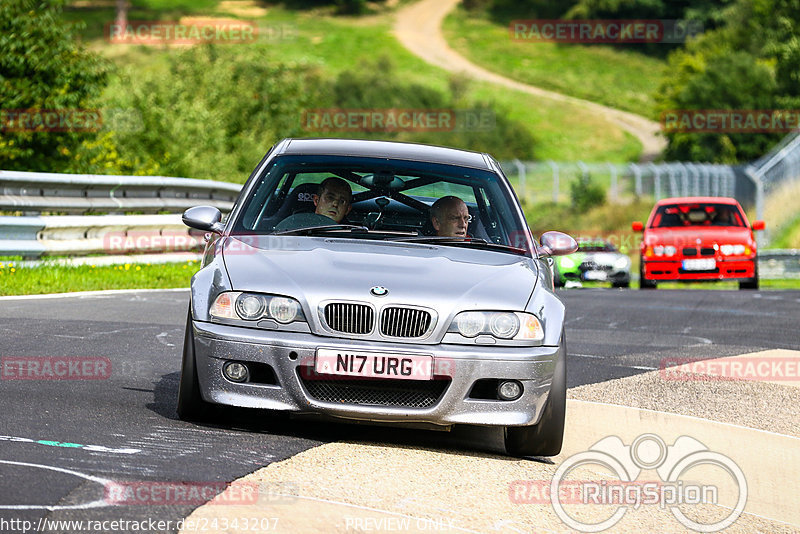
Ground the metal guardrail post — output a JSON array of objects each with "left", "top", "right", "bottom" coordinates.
[
  {"left": 512, "top": 159, "right": 526, "bottom": 199},
  {"left": 630, "top": 163, "right": 642, "bottom": 197},
  {"left": 607, "top": 163, "right": 618, "bottom": 202},
  {"left": 547, "top": 161, "right": 559, "bottom": 203}
]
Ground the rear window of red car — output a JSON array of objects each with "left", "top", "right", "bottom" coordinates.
[{"left": 650, "top": 203, "right": 745, "bottom": 228}]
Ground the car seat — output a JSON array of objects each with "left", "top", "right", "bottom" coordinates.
[{"left": 259, "top": 182, "right": 319, "bottom": 230}]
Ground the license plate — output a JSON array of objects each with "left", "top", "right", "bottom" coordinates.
[
  {"left": 314, "top": 349, "right": 433, "bottom": 380},
  {"left": 583, "top": 270, "right": 607, "bottom": 281},
  {"left": 683, "top": 259, "right": 716, "bottom": 271}
]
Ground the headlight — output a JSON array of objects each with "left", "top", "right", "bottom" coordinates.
[
  {"left": 235, "top": 294, "right": 266, "bottom": 320},
  {"left": 489, "top": 313, "right": 520, "bottom": 339},
  {"left": 449, "top": 311, "right": 543, "bottom": 342},
  {"left": 210, "top": 292, "right": 304, "bottom": 323},
  {"left": 455, "top": 312, "right": 485, "bottom": 337},
  {"left": 663, "top": 245, "right": 677, "bottom": 256},
  {"left": 560, "top": 257, "right": 575, "bottom": 269},
  {"left": 268, "top": 297, "right": 300, "bottom": 324},
  {"left": 720, "top": 244, "right": 746, "bottom": 256},
  {"left": 614, "top": 256, "right": 630, "bottom": 269}
]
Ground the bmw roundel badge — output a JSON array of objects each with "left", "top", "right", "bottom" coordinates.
[{"left": 370, "top": 286, "right": 389, "bottom": 297}]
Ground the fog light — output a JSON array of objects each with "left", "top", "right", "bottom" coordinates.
[
  {"left": 223, "top": 362, "right": 248, "bottom": 383},
  {"left": 497, "top": 380, "right": 522, "bottom": 401}
]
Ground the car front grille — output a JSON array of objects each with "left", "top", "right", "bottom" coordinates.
[
  {"left": 700, "top": 247, "right": 716, "bottom": 256},
  {"left": 380, "top": 307, "right": 432, "bottom": 338},
  {"left": 299, "top": 373, "right": 449, "bottom": 409},
  {"left": 323, "top": 303, "right": 374, "bottom": 335},
  {"left": 683, "top": 247, "right": 697, "bottom": 256}
]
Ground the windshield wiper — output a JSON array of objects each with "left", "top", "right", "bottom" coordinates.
[
  {"left": 273, "top": 224, "right": 369, "bottom": 236},
  {"left": 389, "top": 236, "right": 527, "bottom": 253}
]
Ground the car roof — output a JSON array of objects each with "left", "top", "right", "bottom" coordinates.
[
  {"left": 275, "top": 138, "right": 493, "bottom": 170},
  {"left": 655, "top": 196, "right": 740, "bottom": 206}
]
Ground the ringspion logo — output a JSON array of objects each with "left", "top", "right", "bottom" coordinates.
[{"left": 544, "top": 434, "right": 747, "bottom": 532}]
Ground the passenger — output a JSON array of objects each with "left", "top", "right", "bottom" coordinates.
[
  {"left": 713, "top": 207, "right": 735, "bottom": 226},
  {"left": 430, "top": 196, "right": 471, "bottom": 237},
  {"left": 313, "top": 177, "right": 352, "bottom": 223}
]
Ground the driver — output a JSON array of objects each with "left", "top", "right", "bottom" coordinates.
[
  {"left": 313, "top": 176, "right": 352, "bottom": 223},
  {"left": 430, "top": 196, "right": 470, "bottom": 237},
  {"left": 275, "top": 177, "right": 352, "bottom": 231}
]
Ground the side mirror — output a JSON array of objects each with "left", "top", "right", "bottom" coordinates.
[
  {"left": 183, "top": 206, "right": 224, "bottom": 234},
  {"left": 632, "top": 221, "right": 644, "bottom": 232},
  {"left": 539, "top": 231, "right": 578, "bottom": 257},
  {"left": 752, "top": 220, "right": 765, "bottom": 231}
]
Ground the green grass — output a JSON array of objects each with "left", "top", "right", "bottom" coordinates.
[
  {"left": 770, "top": 214, "right": 800, "bottom": 249},
  {"left": 563, "top": 279, "right": 800, "bottom": 290},
  {"left": 442, "top": 6, "right": 666, "bottom": 118},
  {"left": 0, "top": 260, "right": 198, "bottom": 296},
  {"left": 68, "top": 1, "right": 642, "bottom": 163}
]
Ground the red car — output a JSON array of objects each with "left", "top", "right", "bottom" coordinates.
[{"left": 632, "top": 197, "right": 765, "bottom": 290}]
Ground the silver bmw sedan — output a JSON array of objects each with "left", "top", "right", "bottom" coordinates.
[{"left": 178, "top": 138, "right": 576, "bottom": 457}]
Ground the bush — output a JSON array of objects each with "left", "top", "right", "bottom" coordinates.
[
  {"left": 105, "top": 45, "right": 326, "bottom": 182},
  {"left": 0, "top": 0, "right": 108, "bottom": 172},
  {"left": 570, "top": 173, "right": 606, "bottom": 212}
]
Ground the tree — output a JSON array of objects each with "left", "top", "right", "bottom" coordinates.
[
  {"left": 655, "top": 0, "right": 800, "bottom": 162},
  {"left": 0, "top": 0, "right": 108, "bottom": 171}
]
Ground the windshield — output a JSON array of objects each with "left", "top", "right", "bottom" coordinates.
[
  {"left": 230, "top": 155, "right": 532, "bottom": 255},
  {"left": 577, "top": 240, "right": 617, "bottom": 253},
  {"left": 650, "top": 203, "right": 746, "bottom": 228}
]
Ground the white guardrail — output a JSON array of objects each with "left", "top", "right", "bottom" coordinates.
[
  {"left": 0, "top": 169, "right": 241, "bottom": 213},
  {"left": 0, "top": 170, "right": 242, "bottom": 259},
  {"left": 0, "top": 214, "right": 205, "bottom": 257}
]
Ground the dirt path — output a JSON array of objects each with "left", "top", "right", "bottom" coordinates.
[{"left": 393, "top": 0, "right": 666, "bottom": 162}]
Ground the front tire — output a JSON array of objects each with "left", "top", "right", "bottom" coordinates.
[
  {"left": 739, "top": 261, "right": 759, "bottom": 290},
  {"left": 639, "top": 261, "right": 656, "bottom": 289},
  {"left": 504, "top": 335, "right": 566, "bottom": 457},
  {"left": 177, "top": 307, "right": 214, "bottom": 421}
]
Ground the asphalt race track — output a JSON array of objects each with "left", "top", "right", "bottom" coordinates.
[{"left": 0, "top": 288, "right": 798, "bottom": 533}]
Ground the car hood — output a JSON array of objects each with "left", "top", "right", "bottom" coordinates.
[
  {"left": 222, "top": 236, "right": 538, "bottom": 313},
  {"left": 644, "top": 226, "right": 754, "bottom": 248}
]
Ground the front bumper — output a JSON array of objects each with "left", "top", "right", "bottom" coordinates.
[
  {"left": 643, "top": 257, "right": 756, "bottom": 281},
  {"left": 192, "top": 321, "right": 562, "bottom": 428}
]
